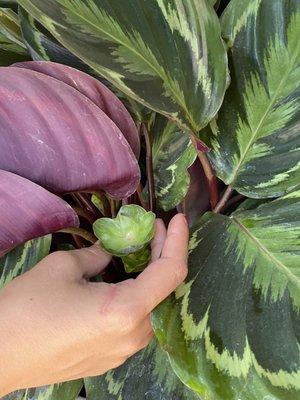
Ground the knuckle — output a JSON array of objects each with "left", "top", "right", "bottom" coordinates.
[{"left": 173, "top": 262, "right": 188, "bottom": 285}]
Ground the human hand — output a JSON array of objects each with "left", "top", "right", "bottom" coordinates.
[{"left": 0, "top": 214, "right": 188, "bottom": 395}]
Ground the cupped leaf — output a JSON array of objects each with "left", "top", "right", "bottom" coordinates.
[
  {"left": 204, "top": 0, "right": 300, "bottom": 198},
  {"left": 93, "top": 205, "right": 155, "bottom": 273},
  {"left": 0, "top": 171, "right": 79, "bottom": 257},
  {"left": 153, "top": 192, "right": 300, "bottom": 398},
  {"left": 151, "top": 115, "right": 197, "bottom": 211},
  {"left": 85, "top": 339, "right": 200, "bottom": 400},
  {"left": 17, "top": 0, "right": 228, "bottom": 133},
  {"left": 13, "top": 61, "right": 140, "bottom": 157},
  {"left": 0, "top": 66, "right": 140, "bottom": 198}
]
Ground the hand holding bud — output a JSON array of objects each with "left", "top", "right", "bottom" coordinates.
[{"left": 93, "top": 205, "right": 155, "bottom": 273}]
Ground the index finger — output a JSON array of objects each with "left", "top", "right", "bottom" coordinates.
[{"left": 132, "top": 213, "right": 189, "bottom": 313}]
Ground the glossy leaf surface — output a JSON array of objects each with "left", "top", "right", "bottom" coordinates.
[
  {"left": 13, "top": 61, "right": 140, "bottom": 157},
  {"left": 0, "top": 171, "right": 78, "bottom": 257},
  {"left": 85, "top": 340, "right": 200, "bottom": 400},
  {"left": 0, "top": 66, "right": 140, "bottom": 198},
  {"left": 204, "top": 0, "right": 300, "bottom": 197},
  {"left": 17, "top": 0, "right": 228, "bottom": 133},
  {"left": 151, "top": 115, "right": 197, "bottom": 211},
  {"left": 153, "top": 192, "right": 300, "bottom": 398}
]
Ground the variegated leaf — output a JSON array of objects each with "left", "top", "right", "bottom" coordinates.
[
  {"left": 0, "top": 235, "right": 51, "bottom": 288},
  {"left": 85, "top": 339, "right": 199, "bottom": 400},
  {"left": 18, "top": 7, "right": 91, "bottom": 72},
  {"left": 17, "top": 0, "right": 228, "bottom": 133},
  {"left": 203, "top": 0, "right": 300, "bottom": 198},
  {"left": 3, "top": 380, "right": 83, "bottom": 400},
  {"left": 151, "top": 115, "right": 197, "bottom": 211},
  {"left": 0, "top": 7, "right": 29, "bottom": 65},
  {"left": 153, "top": 192, "right": 300, "bottom": 398}
]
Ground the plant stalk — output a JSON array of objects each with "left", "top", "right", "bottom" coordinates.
[
  {"left": 190, "top": 136, "right": 219, "bottom": 209},
  {"left": 213, "top": 186, "right": 233, "bottom": 213},
  {"left": 141, "top": 123, "right": 156, "bottom": 212},
  {"left": 59, "top": 227, "right": 97, "bottom": 244}
]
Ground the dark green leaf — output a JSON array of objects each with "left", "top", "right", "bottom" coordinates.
[
  {"left": 203, "top": 0, "right": 300, "bottom": 198},
  {"left": 17, "top": 0, "right": 228, "bottom": 133},
  {"left": 153, "top": 191, "right": 300, "bottom": 398},
  {"left": 151, "top": 115, "right": 197, "bottom": 211},
  {"left": 85, "top": 339, "right": 199, "bottom": 400}
]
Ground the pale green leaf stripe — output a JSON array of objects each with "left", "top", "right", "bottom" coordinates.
[
  {"left": 17, "top": 0, "right": 228, "bottom": 133},
  {"left": 85, "top": 339, "right": 199, "bottom": 399},
  {"left": 0, "top": 235, "right": 51, "bottom": 288},
  {"left": 204, "top": 0, "right": 300, "bottom": 198},
  {"left": 151, "top": 115, "right": 197, "bottom": 211}
]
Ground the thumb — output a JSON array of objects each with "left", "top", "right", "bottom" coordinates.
[{"left": 68, "top": 242, "right": 112, "bottom": 279}]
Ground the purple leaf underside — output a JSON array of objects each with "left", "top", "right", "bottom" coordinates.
[
  {"left": 0, "top": 66, "right": 140, "bottom": 199},
  {"left": 0, "top": 170, "right": 79, "bottom": 257}
]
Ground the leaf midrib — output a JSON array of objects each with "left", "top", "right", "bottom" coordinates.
[
  {"left": 230, "top": 34, "right": 300, "bottom": 186},
  {"left": 231, "top": 217, "right": 300, "bottom": 288},
  {"left": 56, "top": 0, "right": 198, "bottom": 130}
]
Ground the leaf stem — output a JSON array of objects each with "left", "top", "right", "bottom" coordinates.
[
  {"left": 73, "top": 206, "right": 95, "bottom": 224},
  {"left": 58, "top": 227, "right": 97, "bottom": 244},
  {"left": 190, "top": 136, "right": 219, "bottom": 209},
  {"left": 213, "top": 186, "right": 233, "bottom": 213},
  {"left": 142, "top": 123, "right": 156, "bottom": 212}
]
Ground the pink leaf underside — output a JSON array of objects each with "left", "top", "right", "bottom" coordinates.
[
  {"left": 0, "top": 67, "right": 140, "bottom": 199},
  {"left": 0, "top": 170, "right": 79, "bottom": 257},
  {"left": 13, "top": 61, "right": 140, "bottom": 158}
]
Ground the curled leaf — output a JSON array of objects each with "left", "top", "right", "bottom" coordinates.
[
  {"left": 13, "top": 61, "right": 140, "bottom": 157},
  {"left": 93, "top": 205, "right": 155, "bottom": 273},
  {"left": 0, "top": 171, "right": 79, "bottom": 257},
  {"left": 0, "top": 66, "right": 140, "bottom": 199}
]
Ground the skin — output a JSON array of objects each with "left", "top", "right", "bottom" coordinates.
[{"left": 0, "top": 214, "right": 189, "bottom": 396}]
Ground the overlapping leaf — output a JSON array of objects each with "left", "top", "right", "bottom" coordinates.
[
  {"left": 0, "top": 66, "right": 140, "bottom": 198},
  {"left": 18, "top": 7, "right": 150, "bottom": 124},
  {"left": 0, "top": 7, "right": 29, "bottom": 65},
  {"left": 153, "top": 192, "right": 300, "bottom": 399},
  {"left": 17, "top": 0, "right": 228, "bottom": 133},
  {"left": 18, "top": 7, "right": 92, "bottom": 72},
  {"left": 0, "top": 171, "right": 79, "bottom": 257},
  {"left": 14, "top": 61, "right": 140, "bottom": 157},
  {"left": 151, "top": 115, "right": 197, "bottom": 211},
  {"left": 85, "top": 339, "right": 199, "bottom": 400},
  {"left": 203, "top": 0, "right": 300, "bottom": 198}
]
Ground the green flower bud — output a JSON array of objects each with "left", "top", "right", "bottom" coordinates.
[{"left": 93, "top": 205, "right": 156, "bottom": 273}]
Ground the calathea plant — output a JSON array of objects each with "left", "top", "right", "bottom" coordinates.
[{"left": 0, "top": 0, "right": 299, "bottom": 400}]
